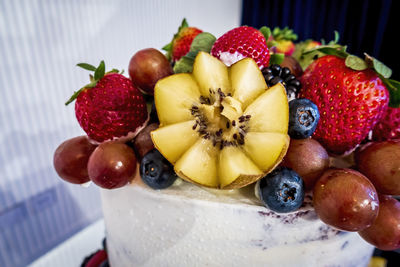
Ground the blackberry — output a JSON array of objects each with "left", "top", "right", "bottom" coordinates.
[{"left": 262, "top": 64, "right": 301, "bottom": 99}]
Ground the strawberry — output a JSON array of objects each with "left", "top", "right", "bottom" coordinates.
[
  {"left": 211, "top": 26, "right": 270, "bottom": 69},
  {"left": 267, "top": 26, "right": 298, "bottom": 56},
  {"left": 163, "top": 18, "right": 202, "bottom": 62},
  {"left": 66, "top": 61, "right": 148, "bottom": 143},
  {"left": 372, "top": 107, "right": 400, "bottom": 141},
  {"left": 299, "top": 55, "right": 389, "bottom": 155}
]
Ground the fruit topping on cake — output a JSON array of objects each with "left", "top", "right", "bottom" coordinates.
[
  {"left": 66, "top": 61, "right": 148, "bottom": 143},
  {"left": 129, "top": 48, "right": 173, "bottom": 95},
  {"left": 313, "top": 168, "right": 379, "bottom": 231},
  {"left": 163, "top": 18, "right": 203, "bottom": 62},
  {"left": 267, "top": 26, "right": 298, "bottom": 56},
  {"left": 358, "top": 195, "right": 400, "bottom": 251},
  {"left": 151, "top": 52, "right": 289, "bottom": 189},
  {"left": 88, "top": 142, "right": 137, "bottom": 189},
  {"left": 300, "top": 54, "right": 389, "bottom": 155},
  {"left": 355, "top": 140, "right": 400, "bottom": 196},
  {"left": 372, "top": 106, "right": 400, "bottom": 141},
  {"left": 211, "top": 26, "right": 271, "bottom": 69},
  {"left": 281, "top": 138, "right": 329, "bottom": 191},
  {"left": 288, "top": 98, "right": 320, "bottom": 139},
  {"left": 140, "top": 149, "right": 178, "bottom": 189},
  {"left": 262, "top": 64, "right": 302, "bottom": 99},
  {"left": 53, "top": 136, "right": 97, "bottom": 184},
  {"left": 256, "top": 167, "right": 304, "bottom": 213}
]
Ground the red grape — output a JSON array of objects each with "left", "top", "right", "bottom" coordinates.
[
  {"left": 281, "top": 138, "right": 329, "bottom": 191},
  {"left": 128, "top": 48, "right": 173, "bottom": 95},
  {"left": 133, "top": 122, "right": 159, "bottom": 159},
  {"left": 313, "top": 168, "right": 379, "bottom": 231},
  {"left": 53, "top": 136, "right": 97, "bottom": 184},
  {"left": 355, "top": 140, "right": 400, "bottom": 195},
  {"left": 88, "top": 141, "right": 137, "bottom": 189},
  {"left": 359, "top": 195, "right": 400, "bottom": 250}
]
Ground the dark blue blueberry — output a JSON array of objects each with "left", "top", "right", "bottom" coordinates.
[
  {"left": 288, "top": 98, "right": 320, "bottom": 139},
  {"left": 140, "top": 149, "right": 177, "bottom": 189},
  {"left": 257, "top": 167, "right": 305, "bottom": 213}
]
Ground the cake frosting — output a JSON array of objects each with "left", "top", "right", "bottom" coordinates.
[{"left": 101, "top": 171, "right": 374, "bottom": 267}]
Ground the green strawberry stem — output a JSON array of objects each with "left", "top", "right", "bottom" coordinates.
[{"left": 65, "top": 61, "right": 121, "bottom": 106}]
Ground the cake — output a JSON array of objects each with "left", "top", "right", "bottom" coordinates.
[
  {"left": 101, "top": 171, "right": 374, "bottom": 266},
  {"left": 54, "top": 19, "right": 400, "bottom": 266}
]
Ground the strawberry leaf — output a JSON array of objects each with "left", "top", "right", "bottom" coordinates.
[
  {"left": 173, "top": 32, "right": 216, "bottom": 73},
  {"left": 77, "top": 63, "right": 97, "bottom": 71},
  {"left": 94, "top": 60, "right": 105, "bottom": 81},
  {"left": 65, "top": 81, "right": 97, "bottom": 106},
  {"left": 345, "top": 55, "right": 368, "bottom": 71},
  {"left": 271, "top": 26, "right": 298, "bottom": 41},
  {"left": 303, "top": 45, "right": 349, "bottom": 58},
  {"left": 269, "top": 53, "right": 285, "bottom": 65},
  {"left": 373, "top": 58, "right": 392, "bottom": 79},
  {"left": 383, "top": 78, "right": 400, "bottom": 107},
  {"left": 259, "top": 26, "right": 272, "bottom": 42}
]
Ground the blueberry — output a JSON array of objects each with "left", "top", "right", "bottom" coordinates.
[
  {"left": 288, "top": 98, "right": 320, "bottom": 139},
  {"left": 140, "top": 149, "right": 177, "bottom": 189},
  {"left": 257, "top": 167, "right": 305, "bottom": 213}
]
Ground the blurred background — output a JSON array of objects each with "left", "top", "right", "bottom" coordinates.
[{"left": 0, "top": 0, "right": 398, "bottom": 266}]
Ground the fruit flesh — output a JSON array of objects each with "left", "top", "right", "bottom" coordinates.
[{"left": 152, "top": 52, "right": 289, "bottom": 189}]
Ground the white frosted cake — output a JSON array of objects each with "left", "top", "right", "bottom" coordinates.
[{"left": 101, "top": 171, "right": 374, "bottom": 267}]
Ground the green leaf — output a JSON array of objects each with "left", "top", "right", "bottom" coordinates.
[
  {"left": 77, "top": 63, "right": 97, "bottom": 71},
  {"left": 173, "top": 56, "right": 195, "bottom": 73},
  {"left": 269, "top": 53, "right": 285, "bottom": 65},
  {"left": 303, "top": 45, "right": 349, "bottom": 58},
  {"left": 373, "top": 58, "right": 392, "bottom": 79},
  {"left": 94, "top": 60, "right": 105, "bottom": 81},
  {"left": 189, "top": 32, "right": 216, "bottom": 52},
  {"left": 65, "top": 81, "right": 97, "bottom": 106},
  {"left": 384, "top": 78, "right": 400, "bottom": 107},
  {"left": 173, "top": 32, "right": 216, "bottom": 73},
  {"left": 270, "top": 26, "right": 298, "bottom": 41},
  {"left": 259, "top": 26, "right": 271, "bottom": 41},
  {"left": 345, "top": 55, "right": 368, "bottom": 71}
]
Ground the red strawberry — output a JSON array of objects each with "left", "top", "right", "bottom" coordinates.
[
  {"left": 299, "top": 55, "right": 389, "bottom": 155},
  {"left": 66, "top": 61, "right": 148, "bottom": 143},
  {"left": 211, "top": 26, "right": 270, "bottom": 69},
  {"left": 163, "top": 19, "right": 202, "bottom": 62},
  {"left": 372, "top": 107, "right": 400, "bottom": 141},
  {"left": 84, "top": 249, "right": 107, "bottom": 267}
]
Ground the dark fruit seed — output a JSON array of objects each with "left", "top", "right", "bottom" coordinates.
[
  {"left": 270, "top": 76, "right": 283, "bottom": 86},
  {"left": 288, "top": 98, "right": 320, "bottom": 139},
  {"left": 140, "top": 149, "right": 178, "bottom": 189},
  {"left": 257, "top": 167, "right": 305, "bottom": 213}
]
